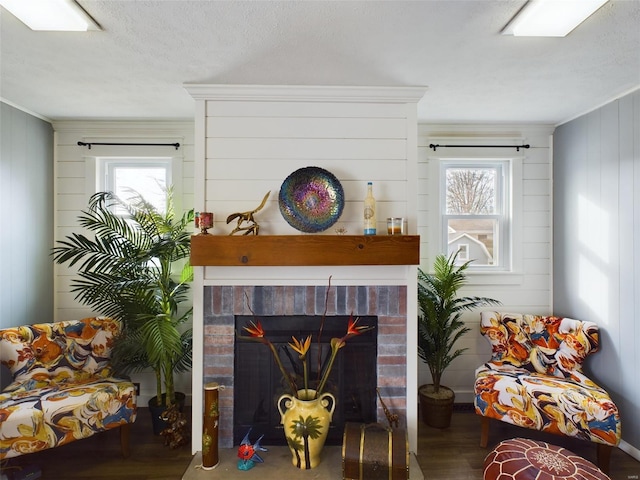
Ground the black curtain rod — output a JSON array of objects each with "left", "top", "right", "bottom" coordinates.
[
  {"left": 429, "top": 143, "right": 530, "bottom": 152},
  {"left": 78, "top": 141, "right": 180, "bottom": 150}
]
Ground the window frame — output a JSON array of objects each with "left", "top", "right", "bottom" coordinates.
[
  {"left": 456, "top": 243, "right": 469, "bottom": 261},
  {"left": 439, "top": 158, "right": 513, "bottom": 273}
]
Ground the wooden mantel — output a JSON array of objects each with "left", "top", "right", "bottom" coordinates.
[{"left": 190, "top": 235, "right": 420, "bottom": 266}]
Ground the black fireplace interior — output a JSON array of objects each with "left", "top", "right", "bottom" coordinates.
[{"left": 234, "top": 315, "right": 378, "bottom": 445}]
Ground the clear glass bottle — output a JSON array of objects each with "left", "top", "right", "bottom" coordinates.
[{"left": 364, "top": 182, "right": 376, "bottom": 235}]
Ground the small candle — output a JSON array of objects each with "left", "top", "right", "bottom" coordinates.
[
  {"left": 199, "top": 212, "right": 214, "bottom": 234},
  {"left": 387, "top": 217, "right": 404, "bottom": 235}
]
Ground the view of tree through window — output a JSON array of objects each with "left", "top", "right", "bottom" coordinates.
[{"left": 446, "top": 168, "right": 496, "bottom": 214}]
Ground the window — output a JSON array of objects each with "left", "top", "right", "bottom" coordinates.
[
  {"left": 98, "top": 158, "right": 172, "bottom": 214},
  {"left": 456, "top": 243, "right": 469, "bottom": 261},
  {"left": 441, "top": 160, "right": 511, "bottom": 270}
]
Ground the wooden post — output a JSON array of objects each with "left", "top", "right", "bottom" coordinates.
[{"left": 202, "top": 382, "right": 224, "bottom": 469}]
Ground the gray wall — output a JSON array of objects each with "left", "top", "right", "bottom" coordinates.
[
  {"left": 0, "top": 103, "right": 54, "bottom": 329},
  {"left": 554, "top": 89, "right": 640, "bottom": 450}
]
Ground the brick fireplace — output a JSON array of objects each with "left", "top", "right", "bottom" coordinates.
[{"left": 203, "top": 284, "right": 408, "bottom": 448}]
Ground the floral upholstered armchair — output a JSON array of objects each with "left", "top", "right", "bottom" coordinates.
[
  {"left": 474, "top": 312, "right": 621, "bottom": 473},
  {"left": 0, "top": 317, "right": 137, "bottom": 459}
]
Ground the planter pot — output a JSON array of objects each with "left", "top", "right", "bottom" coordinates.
[
  {"left": 277, "top": 389, "right": 335, "bottom": 469},
  {"left": 419, "top": 384, "right": 455, "bottom": 429},
  {"left": 148, "top": 392, "right": 186, "bottom": 435}
]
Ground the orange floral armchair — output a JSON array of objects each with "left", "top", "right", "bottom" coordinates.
[
  {"left": 473, "top": 312, "right": 621, "bottom": 473},
  {"left": 0, "top": 317, "right": 137, "bottom": 459}
]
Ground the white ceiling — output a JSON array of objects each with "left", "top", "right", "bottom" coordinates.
[{"left": 1, "top": 0, "right": 639, "bottom": 124}]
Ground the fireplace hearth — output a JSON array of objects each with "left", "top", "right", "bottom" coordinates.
[{"left": 233, "top": 314, "right": 378, "bottom": 445}]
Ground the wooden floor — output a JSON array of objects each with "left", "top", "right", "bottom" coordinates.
[
  {"left": 2, "top": 406, "right": 638, "bottom": 480},
  {"left": 2, "top": 407, "right": 194, "bottom": 480},
  {"left": 417, "top": 406, "right": 639, "bottom": 480}
]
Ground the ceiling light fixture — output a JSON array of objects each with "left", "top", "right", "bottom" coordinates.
[
  {"left": 0, "top": 0, "right": 101, "bottom": 31},
  {"left": 502, "top": 0, "right": 608, "bottom": 37}
]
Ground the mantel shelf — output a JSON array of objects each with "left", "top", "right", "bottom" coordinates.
[{"left": 190, "top": 235, "right": 420, "bottom": 267}]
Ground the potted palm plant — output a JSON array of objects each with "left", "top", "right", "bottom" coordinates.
[
  {"left": 418, "top": 252, "right": 500, "bottom": 428},
  {"left": 52, "top": 189, "right": 194, "bottom": 434}
]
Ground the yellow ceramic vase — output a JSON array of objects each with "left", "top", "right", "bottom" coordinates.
[{"left": 277, "top": 389, "right": 335, "bottom": 469}]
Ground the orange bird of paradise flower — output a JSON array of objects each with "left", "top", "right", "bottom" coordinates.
[
  {"left": 289, "top": 335, "right": 312, "bottom": 358},
  {"left": 331, "top": 316, "right": 373, "bottom": 350},
  {"left": 240, "top": 313, "right": 373, "bottom": 399},
  {"left": 243, "top": 319, "right": 266, "bottom": 340}
]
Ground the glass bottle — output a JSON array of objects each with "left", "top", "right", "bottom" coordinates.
[{"left": 364, "top": 182, "right": 376, "bottom": 235}]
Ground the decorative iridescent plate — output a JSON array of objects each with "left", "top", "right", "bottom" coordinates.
[{"left": 278, "top": 166, "right": 344, "bottom": 233}]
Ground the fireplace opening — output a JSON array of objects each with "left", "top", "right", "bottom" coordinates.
[{"left": 234, "top": 315, "right": 378, "bottom": 445}]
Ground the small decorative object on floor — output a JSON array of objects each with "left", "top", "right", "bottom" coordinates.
[
  {"left": 226, "top": 191, "right": 270, "bottom": 235},
  {"left": 377, "top": 388, "right": 399, "bottom": 429},
  {"left": 483, "top": 438, "right": 611, "bottom": 480},
  {"left": 202, "top": 382, "right": 225, "bottom": 470},
  {"left": 237, "top": 429, "right": 267, "bottom": 471},
  {"left": 344, "top": 389, "right": 408, "bottom": 479},
  {"left": 342, "top": 422, "right": 409, "bottom": 480},
  {"left": 278, "top": 388, "right": 336, "bottom": 470},
  {"left": 160, "top": 404, "right": 190, "bottom": 449}
]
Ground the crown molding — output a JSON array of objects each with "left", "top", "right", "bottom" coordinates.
[
  {"left": 419, "top": 123, "right": 555, "bottom": 136},
  {"left": 51, "top": 120, "right": 194, "bottom": 133},
  {"left": 1, "top": 98, "right": 52, "bottom": 123},
  {"left": 184, "top": 84, "right": 427, "bottom": 104}
]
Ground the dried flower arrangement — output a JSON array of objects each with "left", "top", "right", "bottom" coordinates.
[{"left": 237, "top": 278, "right": 373, "bottom": 400}]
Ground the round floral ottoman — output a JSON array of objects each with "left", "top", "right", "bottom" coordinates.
[{"left": 483, "top": 438, "right": 611, "bottom": 480}]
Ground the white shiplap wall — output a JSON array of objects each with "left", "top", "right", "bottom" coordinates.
[
  {"left": 417, "top": 124, "right": 555, "bottom": 401},
  {"left": 52, "top": 120, "right": 195, "bottom": 402},
  {"left": 198, "top": 99, "right": 421, "bottom": 237}
]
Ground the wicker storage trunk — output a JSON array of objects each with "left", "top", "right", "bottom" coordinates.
[{"left": 342, "top": 422, "right": 409, "bottom": 480}]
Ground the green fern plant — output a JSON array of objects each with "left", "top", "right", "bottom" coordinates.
[
  {"left": 418, "top": 252, "right": 501, "bottom": 393},
  {"left": 52, "top": 189, "right": 194, "bottom": 408}
]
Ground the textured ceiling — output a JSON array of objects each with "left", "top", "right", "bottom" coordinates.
[{"left": 1, "top": 0, "right": 639, "bottom": 124}]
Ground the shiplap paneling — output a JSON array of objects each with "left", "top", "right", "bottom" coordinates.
[
  {"left": 52, "top": 121, "right": 195, "bottom": 323},
  {"left": 0, "top": 103, "right": 54, "bottom": 331},
  {"left": 52, "top": 121, "right": 196, "bottom": 406},
  {"left": 206, "top": 137, "right": 407, "bottom": 160},
  {"left": 206, "top": 116, "right": 409, "bottom": 139},
  {"left": 416, "top": 124, "right": 554, "bottom": 393},
  {"left": 523, "top": 226, "right": 551, "bottom": 243},
  {"left": 553, "top": 89, "right": 640, "bottom": 452},
  {"left": 202, "top": 92, "right": 420, "bottom": 238},
  {"left": 57, "top": 161, "right": 86, "bottom": 178},
  {"left": 205, "top": 158, "right": 408, "bottom": 181}
]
